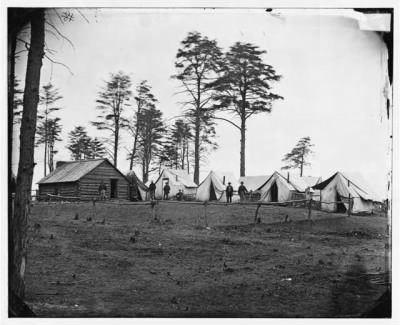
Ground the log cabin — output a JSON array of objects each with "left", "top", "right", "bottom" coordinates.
[{"left": 37, "top": 158, "right": 130, "bottom": 201}]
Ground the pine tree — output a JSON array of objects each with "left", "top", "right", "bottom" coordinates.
[
  {"left": 67, "top": 127, "right": 106, "bottom": 160},
  {"left": 172, "top": 31, "right": 223, "bottom": 184},
  {"left": 210, "top": 42, "right": 283, "bottom": 176},
  {"left": 92, "top": 71, "right": 132, "bottom": 167},
  {"left": 37, "top": 82, "right": 63, "bottom": 176},
  {"left": 136, "top": 106, "right": 165, "bottom": 183},
  {"left": 122, "top": 80, "right": 157, "bottom": 170},
  {"left": 87, "top": 137, "right": 106, "bottom": 159},
  {"left": 281, "top": 137, "right": 314, "bottom": 176},
  {"left": 36, "top": 117, "right": 62, "bottom": 172},
  {"left": 66, "top": 126, "right": 90, "bottom": 160}
]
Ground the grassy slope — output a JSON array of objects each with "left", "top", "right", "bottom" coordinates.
[{"left": 25, "top": 201, "right": 390, "bottom": 317}]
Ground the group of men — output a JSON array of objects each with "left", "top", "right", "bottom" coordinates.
[
  {"left": 99, "top": 179, "right": 249, "bottom": 202},
  {"left": 148, "top": 180, "right": 172, "bottom": 200},
  {"left": 226, "top": 181, "right": 248, "bottom": 203}
]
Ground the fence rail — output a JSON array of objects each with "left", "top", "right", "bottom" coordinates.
[{"left": 40, "top": 194, "right": 355, "bottom": 226}]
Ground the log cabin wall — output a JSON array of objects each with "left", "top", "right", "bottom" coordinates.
[
  {"left": 38, "top": 182, "right": 78, "bottom": 200},
  {"left": 79, "top": 161, "right": 129, "bottom": 200}
]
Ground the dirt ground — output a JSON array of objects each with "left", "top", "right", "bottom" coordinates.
[{"left": 24, "top": 200, "right": 390, "bottom": 317}]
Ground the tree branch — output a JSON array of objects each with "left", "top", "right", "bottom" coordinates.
[
  {"left": 44, "top": 53, "right": 74, "bottom": 76},
  {"left": 213, "top": 116, "right": 241, "bottom": 130},
  {"left": 45, "top": 21, "right": 75, "bottom": 51}
]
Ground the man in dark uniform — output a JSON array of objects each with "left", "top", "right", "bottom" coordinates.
[
  {"left": 149, "top": 180, "right": 156, "bottom": 200},
  {"left": 226, "top": 182, "right": 234, "bottom": 203},
  {"left": 163, "top": 182, "right": 170, "bottom": 200},
  {"left": 238, "top": 181, "right": 248, "bottom": 201}
]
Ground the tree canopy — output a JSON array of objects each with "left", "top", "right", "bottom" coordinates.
[
  {"left": 92, "top": 71, "right": 132, "bottom": 167},
  {"left": 172, "top": 31, "right": 223, "bottom": 184},
  {"left": 281, "top": 136, "right": 314, "bottom": 176},
  {"left": 210, "top": 41, "right": 283, "bottom": 176}
]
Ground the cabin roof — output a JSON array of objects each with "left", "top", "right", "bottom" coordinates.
[{"left": 37, "top": 159, "right": 114, "bottom": 184}]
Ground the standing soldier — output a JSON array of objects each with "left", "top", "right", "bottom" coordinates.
[
  {"left": 238, "top": 181, "right": 248, "bottom": 202},
  {"left": 163, "top": 182, "right": 171, "bottom": 200},
  {"left": 149, "top": 180, "right": 156, "bottom": 200},
  {"left": 226, "top": 182, "right": 234, "bottom": 203},
  {"left": 98, "top": 181, "right": 107, "bottom": 200}
]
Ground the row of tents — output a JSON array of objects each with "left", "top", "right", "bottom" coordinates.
[
  {"left": 37, "top": 159, "right": 382, "bottom": 214},
  {"left": 129, "top": 168, "right": 381, "bottom": 214}
]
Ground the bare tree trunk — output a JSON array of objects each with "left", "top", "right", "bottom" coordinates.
[
  {"left": 240, "top": 117, "right": 246, "bottom": 177},
  {"left": 114, "top": 125, "right": 118, "bottom": 167},
  {"left": 43, "top": 111, "right": 48, "bottom": 175},
  {"left": 129, "top": 103, "right": 141, "bottom": 170},
  {"left": 8, "top": 21, "right": 17, "bottom": 172},
  {"left": 194, "top": 80, "right": 201, "bottom": 184},
  {"left": 300, "top": 148, "right": 304, "bottom": 177},
  {"left": 194, "top": 118, "right": 200, "bottom": 184},
  {"left": 142, "top": 158, "right": 147, "bottom": 183},
  {"left": 129, "top": 134, "right": 138, "bottom": 170},
  {"left": 181, "top": 140, "right": 186, "bottom": 170},
  {"left": 8, "top": 11, "right": 18, "bottom": 314},
  {"left": 186, "top": 141, "right": 190, "bottom": 175},
  {"left": 48, "top": 142, "right": 54, "bottom": 172},
  {"left": 12, "top": 9, "right": 45, "bottom": 300}
]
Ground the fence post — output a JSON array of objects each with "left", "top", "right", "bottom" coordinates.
[
  {"left": 151, "top": 200, "right": 157, "bottom": 220},
  {"left": 308, "top": 198, "right": 312, "bottom": 221},
  {"left": 47, "top": 196, "right": 50, "bottom": 218},
  {"left": 254, "top": 203, "right": 261, "bottom": 224},
  {"left": 92, "top": 199, "right": 96, "bottom": 220},
  {"left": 348, "top": 195, "right": 351, "bottom": 217},
  {"left": 203, "top": 202, "right": 208, "bottom": 227}
]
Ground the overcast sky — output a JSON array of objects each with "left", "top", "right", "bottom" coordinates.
[{"left": 12, "top": 8, "right": 391, "bottom": 198}]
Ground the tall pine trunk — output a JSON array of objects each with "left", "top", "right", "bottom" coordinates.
[
  {"left": 129, "top": 103, "right": 141, "bottom": 170},
  {"left": 142, "top": 158, "right": 147, "bottom": 183},
  {"left": 114, "top": 124, "right": 118, "bottom": 167},
  {"left": 48, "top": 142, "right": 54, "bottom": 172},
  {"left": 43, "top": 114, "right": 47, "bottom": 176},
  {"left": 186, "top": 141, "right": 190, "bottom": 175},
  {"left": 194, "top": 116, "right": 200, "bottom": 184},
  {"left": 8, "top": 21, "right": 17, "bottom": 175},
  {"left": 300, "top": 151, "right": 304, "bottom": 177},
  {"left": 12, "top": 9, "right": 45, "bottom": 299},
  {"left": 193, "top": 79, "right": 201, "bottom": 184},
  {"left": 240, "top": 116, "right": 246, "bottom": 177},
  {"left": 129, "top": 132, "right": 138, "bottom": 170},
  {"left": 8, "top": 10, "right": 18, "bottom": 312}
]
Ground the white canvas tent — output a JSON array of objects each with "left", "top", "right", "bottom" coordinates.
[
  {"left": 126, "top": 170, "right": 148, "bottom": 200},
  {"left": 313, "top": 172, "right": 381, "bottom": 214},
  {"left": 196, "top": 171, "right": 240, "bottom": 202},
  {"left": 288, "top": 175, "right": 322, "bottom": 192},
  {"left": 238, "top": 175, "right": 271, "bottom": 192},
  {"left": 153, "top": 168, "right": 197, "bottom": 199},
  {"left": 257, "top": 171, "right": 300, "bottom": 202},
  {"left": 288, "top": 174, "right": 322, "bottom": 200}
]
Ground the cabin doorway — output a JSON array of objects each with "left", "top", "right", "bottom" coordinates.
[
  {"left": 335, "top": 192, "right": 347, "bottom": 213},
  {"left": 271, "top": 182, "right": 278, "bottom": 202},
  {"left": 110, "top": 179, "right": 118, "bottom": 199},
  {"left": 209, "top": 182, "right": 217, "bottom": 201}
]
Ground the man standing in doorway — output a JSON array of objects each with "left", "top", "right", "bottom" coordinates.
[
  {"left": 99, "top": 181, "right": 107, "bottom": 200},
  {"left": 226, "top": 182, "right": 234, "bottom": 203},
  {"left": 163, "top": 182, "right": 170, "bottom": 200}
]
